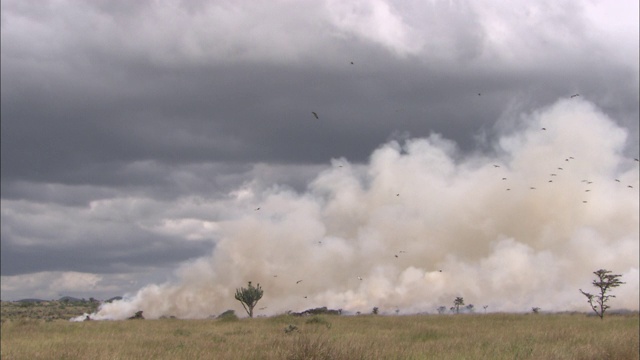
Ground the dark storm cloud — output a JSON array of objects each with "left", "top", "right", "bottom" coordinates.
[
  {"left": 3, "top": 0, "right": 636, "bottom": 189},
  {"left": 0, "top": 232, "right": 211, "bottom": 276},
  {"left": 1, "top": 0, "right": 638, "bottom": 301},
  {"left": 0, "top": 197, "right": 214, "bottom": 276}
]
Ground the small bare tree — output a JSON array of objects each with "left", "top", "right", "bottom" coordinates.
[
  {"left": 235, "top": 281, "right": 263, "bottom": 318},
  {"left": 579, "top": 269, "right": 624, "bottom": 320}
]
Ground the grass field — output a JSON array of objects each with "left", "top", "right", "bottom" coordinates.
[{"left": 1, "top": 302, "right": 638, "bottom": 360}]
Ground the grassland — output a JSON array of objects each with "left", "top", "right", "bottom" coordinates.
[
  {"left": 1, "top": 300, "right": 100, "bottom": 323},
  {"left": 1, "top": 301, "right": 638, "bottom": 360}
]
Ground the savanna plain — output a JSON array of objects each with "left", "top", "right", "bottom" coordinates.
[{"left": 1, "top": 301, "right": 638, "bottom": 360}]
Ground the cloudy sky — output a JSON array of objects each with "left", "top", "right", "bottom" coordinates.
[{"left": 1, "top": 0, "right": 638, "bottom": 317}]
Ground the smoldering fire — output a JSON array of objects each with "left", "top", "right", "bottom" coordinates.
[{"left": 75, "top": 99, "right": 639, "bottom": 321}]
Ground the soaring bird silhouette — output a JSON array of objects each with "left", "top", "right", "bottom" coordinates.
[
  {"left": 571, "top": 94, "right": 580, "bottom": 98},
  {"left": 311, "top": 112, "right": 319, "bottom": 119},
  {"left": 296, "top": 280, "right": 303, "bottom": 284}
]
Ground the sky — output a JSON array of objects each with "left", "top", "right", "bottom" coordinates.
[{"left": 1, "top": 0, "right": 638, "bottom": 318}]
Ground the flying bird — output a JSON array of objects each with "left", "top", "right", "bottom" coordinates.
[
  {"left": 628, "top": 185, "right": 634, "bottom": 188},
  {"left": 311, "top": 112, "right": 319, "bottom": 119},
  {"left": 615, "top": 179, "right": 621, "bottom": 182},
  {"left": 296, "top": 280, "right": 303, "bottom": 284},
  {"left": 541, "top": 127, "right": 546, "bottom": 130},
  {"left": 255, "top": 207, "right": 260, "bottom": 211},
  {"left": 635, "top": 158, "right": 639, "bottom": 162},
  {"left": 350, "top": 61, "right": 354, "bottom": 65},
  {"left": 502, "top": 177, "right": 507, "bottom": 180},
  {"left": 571, "top": 94, "right": 580, "bottom": 98},
  {"left": 493, "top": 164, "right": 500, "bottom": 168},
  {"left": 357, "top": 276, "right": 363, "bottom": 281}
]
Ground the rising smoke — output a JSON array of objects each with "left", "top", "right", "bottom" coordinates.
[{"left": 77, "top": 99, "right": 639, "bottom": 320}]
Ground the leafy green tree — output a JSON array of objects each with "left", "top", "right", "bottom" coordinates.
[
  {"left": 235, "top": 281, "right": 263, "bottom": 318},
  {"left": 453, "top": 297, "right": 464, "bottom": 314},
  {"left": 579, "top": 269, "right": 624, "bottom": 320}
]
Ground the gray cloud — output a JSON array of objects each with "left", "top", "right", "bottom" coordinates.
[{"left": 1, "top": 0, "right": 638, "bottom": 307}]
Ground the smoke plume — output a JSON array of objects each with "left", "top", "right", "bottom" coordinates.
[{"left": 77, "top": 99, "right": 639, "bottom": 320}]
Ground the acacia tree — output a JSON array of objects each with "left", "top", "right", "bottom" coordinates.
[
  {"left": 235, "top": 281, "right": 263, "bottom": 318},
  {"left": 453, "top": 297, "right": 464, "bottom": 314},
  {"left": 579, "top": 269, "right": 624, "bottom": 320}
]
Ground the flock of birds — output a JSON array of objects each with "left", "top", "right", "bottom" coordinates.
[{"left": 491, "top": 130, "right": 638, "bottom": 203}]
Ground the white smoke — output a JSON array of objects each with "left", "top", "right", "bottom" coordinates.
[{"left": 76, "top": 99, "right": 639, "bottom": 320}]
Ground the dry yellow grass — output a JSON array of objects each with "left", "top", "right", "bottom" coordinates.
[{"left": 1, "top": 313, "right": 638, "bottom": 360}]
